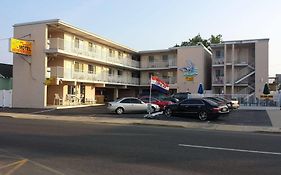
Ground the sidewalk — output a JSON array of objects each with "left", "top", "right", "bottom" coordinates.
[
  {"left": 1, "top": 112, "right": 281, "bottom": 134},
  {"left": 266, "top": 109, "right": 281, "bottom": 128}
]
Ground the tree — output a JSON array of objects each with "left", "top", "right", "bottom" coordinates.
[
  {"left": 174, "top": 34, "right": 223, "bottom": 50},
  {"left": 210, "top": 34, "right": 222, "bottom": 44},
  {"left": 263, "top": 83, "right": 270, "bottom": 95}
]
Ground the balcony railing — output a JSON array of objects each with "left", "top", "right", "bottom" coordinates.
[
  {"left": 142, "top": 59, "right": 177, "bottom": 69},
  {"left": 212, "top": 58, "right": 224, "bottom": 65},
  {"left": 47, "top": 38, "right": 140, "bottom": 68},
  {"left": 162, "top": 77, "right": 177, "bottom": 84},
  {"left": 49, "top": 66, "right": 139, "bottom": 85},
  {"left": 212, "top": 76, "right": 224, "bottom": 84},
  {"left": 141, "top": 77, "right": 177, "bottom": 85}
]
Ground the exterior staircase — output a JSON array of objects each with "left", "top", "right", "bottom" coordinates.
[{"left": 235, "top": 70, "right": 255, "bottom": 84}]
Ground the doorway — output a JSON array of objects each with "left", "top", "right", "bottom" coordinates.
[{"left": 80, "top": 84, "right": 85, "bottom": 103}]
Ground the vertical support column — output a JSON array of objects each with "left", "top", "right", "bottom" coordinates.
[
  {"left": 223, "top": 44, "right": 227, "bottom": 94},
  {"left": 44, "top": 55, "right": 48, "bottom": 107},
  {"left": 43, "top": 26, "right": 49, "bottom": 108},
  {"left": 231, "top": 44, "right": 235, "bottom": 95},
  {"left": 114, "top": 88, "right": 119, "bottom": 100}
]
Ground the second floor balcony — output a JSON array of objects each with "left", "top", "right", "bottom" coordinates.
[
  {"left": 48, "top": 66, "right": 139, "bottom": 86},
  {"left": 140, "top": 77, "right": 177, "bottom": 86},
  {"left": 212, "top": 76, "right": 224, "bottom": 85},
  {"left": 46, "top": 38, "right": 140, "bottom": 69},
  {"left": 141, "top": 59, "right": 177, "bottom": 69},
  {"left": 212, "top": 58, "right": 224, "bottom": 66}
]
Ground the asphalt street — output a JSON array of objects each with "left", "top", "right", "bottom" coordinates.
[
  {"left": 0, "top": 117, "right": 280, "bottom": 175},
  {"left": 1, "top": 105, "right": 273, "bottom": 126}
]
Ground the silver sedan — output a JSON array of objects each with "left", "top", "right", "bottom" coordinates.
[{"left": 107, "top": 97, "right": 160, "bottom": 114}]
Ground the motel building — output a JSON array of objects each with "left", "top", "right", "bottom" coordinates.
[{"left": 11, "top": 19, "right": 269, "bottom": 108}]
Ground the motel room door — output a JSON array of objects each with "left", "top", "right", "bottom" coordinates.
[{"left": 80, "top": 84, "right": 85, "bottom": 103}]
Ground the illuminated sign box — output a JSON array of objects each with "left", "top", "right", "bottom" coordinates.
[{"left": 9, "top": 38, "right": 32, "bottom": 56}]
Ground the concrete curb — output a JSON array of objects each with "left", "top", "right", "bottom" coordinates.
[{"left": 1, "top": 112, "right": 281, "bottom": 133}]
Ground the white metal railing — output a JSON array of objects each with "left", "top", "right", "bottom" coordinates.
[
  {"left": 212, "top": 76, "right": 224, "bottom": 84},
  {"left": 48, "top": 66, "right": 139, "bottom": 85},
  {"left": 144, "top": 61, "right": 169, "bottom": 68},
  {"left": 205, "top": 93, "right": 279, "bottom": 107},
  {"left": 213, "top": 58, "right": 224, "bottom": 65},
  {"left": 142, "top": 58, "right": 176, "bottom": 69},
  {"left": 141, "top": 77, "right": 177, "bottom": 85},
  {"left": 168, "top": 58, "right": 177, "bottom": 67},
  {"left": 47, "top": 38, "right": 140, "bottom": 68}
]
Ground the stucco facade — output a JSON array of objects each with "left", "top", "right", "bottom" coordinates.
[
  {"left": 12, "top": 19, "right": 139, "bottom": 108},
  {"left": 176, "top": 46, "right": 212, "bottom": 93}
]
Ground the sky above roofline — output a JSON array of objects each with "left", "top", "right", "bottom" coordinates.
[{"left": 0, "top": 0, "right": 280, "bottom": 76}]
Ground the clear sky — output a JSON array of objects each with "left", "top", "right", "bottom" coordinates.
[{"left": 0, "top": 0, "right": 280, "bottom": 76}]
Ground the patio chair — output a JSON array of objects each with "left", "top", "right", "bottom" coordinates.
[
  {"left": 65, "top": 94, "right": 74, "bottom": 105},
  {"left": 53, "top": 93, "right": 63, "bottom": 105}
]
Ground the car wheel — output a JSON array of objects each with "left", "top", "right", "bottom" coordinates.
[
  {"left": 164, "top": 108, "right": 172, "bottom": 117},
  {"left": 115, "top": 107, "right": 124, "bottom": 115},
  {"left": 198, "top": 111, "right": 208, "bottom": 121}
]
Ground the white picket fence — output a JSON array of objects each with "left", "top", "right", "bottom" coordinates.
[{"left": 0, "top": 90, "right": 12, "bottom": 108}]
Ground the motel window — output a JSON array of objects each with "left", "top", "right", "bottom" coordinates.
[
  {"left": 215, "top": 50, "right": 224, "bottom": 58},
  {"left": 162, "top": 55, "right": 168, "bottom": 62},
  {"left": 68, "top": 85, "right": 75, "bottom": 95},
  {"left": 93, "top": 44, "right": 97, "bottom": 52},
  {"left": 215, "top": 69, "right": 223, "bottom": 77},
  {"left": 74, "top": 62, "right": 84, "bottom": 72},
  {"left": 148, "top": 56, "right": 154, "bottom": 63},
  {"left": 118, "top": 52, "right": 123, "bottom": 58},
  {"left": 132, "top": 72, "right": 139, "bottom": 78},
  {"left": 88, "top": 64, "right": 94, "bottom": 74},
  {"left": 118, "top": 70, "right": 123, "bottom": 76},
  {"left": 88, "top": 42, "right": 93, "bottom": 52},
  {"left": 75, "top": 38, "right": 80, "bottom": 48},
  {"left": 148, "top": 72, "right": 154, "bottom": 78},
  {"left": 109, "top": 49, "right": 114, "bottom": 57},
  {"left": 162, "top": 72, "right": 168, "bottom": 79},
  {"left": 74, "top": 62, "right": 79, "bottom": 72},
  {"left": 108, "top": 68, "right": 114, "bottom": 75}
]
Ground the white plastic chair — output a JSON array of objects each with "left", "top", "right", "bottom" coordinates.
[{"left": 53, "top": 93, "right": 63, "bottom": 105}]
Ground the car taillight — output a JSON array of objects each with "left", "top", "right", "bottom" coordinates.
[{"left": 212, "top": 107, "right": 220, "bottom": 112}]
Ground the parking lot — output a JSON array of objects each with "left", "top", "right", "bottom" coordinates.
[{"left": 0, "top": 105, "right": 272, "bottom": 127}]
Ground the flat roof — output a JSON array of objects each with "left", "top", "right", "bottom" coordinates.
[
  {"left": 138, "top": 48, "right": 177, "bottom": 54},
  {"left": 211, "top": 38, "right": 269, "bottom": 47},
  {"left": 14, "top": 19, "right": 137, "bottom": 54},
  {"left": 139, "top": 43, "right": 212, "bottom": 55}
]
